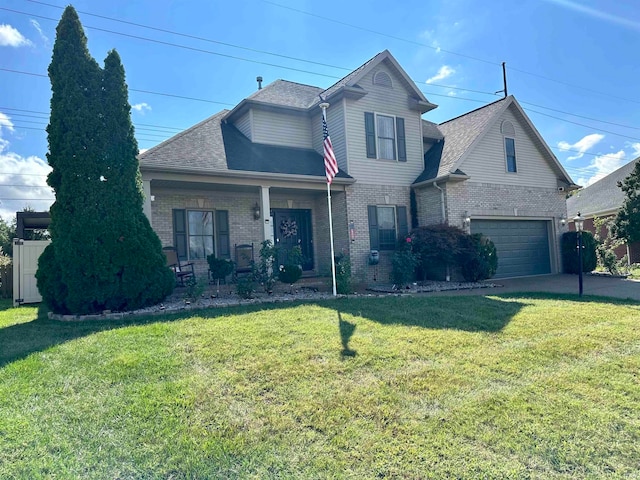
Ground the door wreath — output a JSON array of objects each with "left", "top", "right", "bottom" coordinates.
[{"left": 280, "top": 218, "right": 298, "bottom": 238}]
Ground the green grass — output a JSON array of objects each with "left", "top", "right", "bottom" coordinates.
[{"left": 1, "top": 294, "right": 640, "bottom": 479}]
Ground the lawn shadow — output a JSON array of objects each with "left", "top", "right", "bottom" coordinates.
[
  {"left": 330, "top": 295, "right": 527, "bottom": 333},
  {"left": 338, "top": 312, "right": 357, "bottom": 358}
]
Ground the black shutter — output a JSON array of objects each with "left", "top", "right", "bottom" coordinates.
[
  {"left": 173, "top": 209, "right": 187, "bottom": 261},
  {"left": 215, "top": 210, "right": 230, "bottom": 259},
  {"left": 396, "top": 206, "right": 408, "bottom": 240},
  {"left": 365, "top": 112, "right": 377, "bottom": 158},
  {"left": 367, "top": 205, "right": 379, "bottom": 250},
  {"left": 396, "top": 117, "right": 406, "bottom": 162}
]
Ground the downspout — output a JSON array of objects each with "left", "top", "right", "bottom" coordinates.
[{"left": 432, "top": 182, "right": 445, "bottom": 223}]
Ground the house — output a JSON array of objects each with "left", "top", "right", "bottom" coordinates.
[
  {"left": 139, "top": 50, "right": 577, "bottom": 282},
  {"left": 567, "top": 157, "right": 640, "bottom": 264}
]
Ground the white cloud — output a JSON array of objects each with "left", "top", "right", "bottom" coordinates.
[
  {"left": 557, "top": 133, "right": 604, "bottom": 160},
  {"left": 0, "top": 24, "right": 33, "bottom": 47},
  {"left": 426, "top": 65, "right": 455, "bottom": 84},
  {"left": 131, "top": 102, "right": 151, "bottom": 114},
  {"left": 0, "top": 113, "right": 53, "bottom": 222},
  {"left": 29, "top": 19, "right": 49, "bottom": 47},
  {"left": 628, "top": 142, "right": 640, "bottom": 158},
  {"left": 575, "top": 150, "right": 626, "bottom": 187}
]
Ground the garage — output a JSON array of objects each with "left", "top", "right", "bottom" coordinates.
[{"left": 470, "top": 219, "right": 551, "bottom": 278}]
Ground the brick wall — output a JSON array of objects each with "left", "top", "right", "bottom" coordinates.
[{"left": 344, "top": 183, "right": 411, "bottom": 284}]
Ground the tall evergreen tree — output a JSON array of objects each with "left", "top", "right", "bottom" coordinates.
[
  {"left": 37, "top": 6, "right": 174, "bottom": 314},
  {"left": 612, "top": 161, "right": 640, "bottom": 244}
]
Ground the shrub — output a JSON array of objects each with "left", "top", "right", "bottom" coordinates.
[
  {"left": 410, "top": 224, "right": 467, "bottom": 280},
  {"left": 236, "top": 276, "right": 255, "bottom": 299},
  {"left": 459, "top": 234, "right": 498, "bottom": 281},
  {"left": 334, "top": 253, "right": 352, "bottom": 294},
  {"left": 207, "top": 255, "right": 233, "bottom": 294},
  {"left": 278, "top": 246, "right": 303, "bottom": 286},
  {"left": 391, "top": 238, "right": 418, "bottom": 287},
  {"left": 253, "top": 240, "right": 278, "bottom": 293},
  {"left": 561, "top": 231, "right": 597, "bottom": 273}
]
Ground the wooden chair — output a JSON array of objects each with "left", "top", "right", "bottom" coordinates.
[{"left": 163, "top": 247, "right": 195, "bottom": 286}]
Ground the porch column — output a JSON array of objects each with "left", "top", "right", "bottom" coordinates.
[
  {"left": 142, "top": 179, "right": 152, "bottom": 227},
  {"left": 260, "top": 186, "right": 274, "bottom": 244}
]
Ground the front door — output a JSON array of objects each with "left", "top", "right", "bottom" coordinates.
[{"left": 272, "top": 209, "right": 314, "bottom": 271}]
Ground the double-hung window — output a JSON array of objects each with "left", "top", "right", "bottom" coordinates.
[
  {"left": 365, "top": 112, "right": 406, "bottom": 162},
  {"left": 367, "top": 205, "right": 409, "bottom": 251},
  {"left": 173, "top": 209, "right": 230, "bottom": 261}
]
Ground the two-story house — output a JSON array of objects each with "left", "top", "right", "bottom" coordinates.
[{"left": 139, "top": 50, "right": 577, "bottom": 282}]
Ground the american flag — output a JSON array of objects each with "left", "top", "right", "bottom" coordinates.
[{"left": 322, "top": 112, "right": 338, "bottom": 184}]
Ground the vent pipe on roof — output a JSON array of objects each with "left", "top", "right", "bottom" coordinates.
[{"left": 257, "top": 76, "right": 263, "bottom": 90}]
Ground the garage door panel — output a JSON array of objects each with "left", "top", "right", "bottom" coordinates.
[{"left": 471, "top": 220, "right": 551, "bottom": 278}]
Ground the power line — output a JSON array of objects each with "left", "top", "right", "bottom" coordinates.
[{"left": 0, "top": 185, "right": 51, "bottom": 188}]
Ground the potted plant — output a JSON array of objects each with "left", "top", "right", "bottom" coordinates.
[{"left": 207, "top": 254, "right": 234, "bottom": 295}]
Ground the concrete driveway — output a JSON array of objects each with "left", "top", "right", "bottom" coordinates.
[{"left": 443, "top": 274, "right": 640, "bottom": 301}]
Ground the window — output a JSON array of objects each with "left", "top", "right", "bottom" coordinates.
[
  {"left": 367, "top": 205, "right": 408, "bottom": 251},
  {"left": 377, "top": 115, "right": 396, "bottom": 160},
  {"left": 188, "top": 211, "right": 214, "bottom": 259},
  {"left": 173, "top": 209, "right": 230, "bottom": 261},
  {"left": 364, "top": 112, "right": 406, "bottom": 161},
  {"left": 505, "top": 137, "right": 517, "bottom": 173}
]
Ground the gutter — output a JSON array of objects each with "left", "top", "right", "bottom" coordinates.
[{"left": 432, "top": 181, "right": 446, "bottom": 223}]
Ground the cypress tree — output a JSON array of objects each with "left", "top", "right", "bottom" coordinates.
[
  {"left": 612, "top": 161, "right": 640, "bottom": 244},
  {"left": 37, "top": 6, "right": 174, "bottom": 314}
]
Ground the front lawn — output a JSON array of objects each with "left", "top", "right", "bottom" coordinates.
[{"left": 1, "top": 295, "right": 639, "bottom": 479}]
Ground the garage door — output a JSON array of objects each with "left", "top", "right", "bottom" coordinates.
[{"left": 470, "top": 220, "right": 551, "bottom": 278}]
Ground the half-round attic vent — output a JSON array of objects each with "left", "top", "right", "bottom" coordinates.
[
  {"left": 373, "top": 71, "right": 393, "bottom": 88},
  {"left": 501, "top": 120, "right": 515, "bottom": 136}
]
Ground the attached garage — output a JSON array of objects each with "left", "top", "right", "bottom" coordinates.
[{"left": 470, "top": 219, "right": 551, "bottom": 278}]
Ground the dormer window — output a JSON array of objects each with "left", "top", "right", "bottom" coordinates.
[
  {"left": 501, "top": 120, "right": 517, "bottom": 173},
  {"left": 373, "top": 71, "right": 393, "bottom": 88}
]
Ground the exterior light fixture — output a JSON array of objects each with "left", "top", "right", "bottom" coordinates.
[
  {"left": 574, "top": 212, "right": 584, "bottom": 297},
  {"left": 462, "top": 211, "right": 471, "bottom": 228},
  {"left": 253, "top": 202, "right": 261, "bottom": 220},
  {"left": 560, "top": 216, "right": 567, "bottom": 226}
]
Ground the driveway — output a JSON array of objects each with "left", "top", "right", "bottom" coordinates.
[{"left": 440, "top": 274, "right": 640, "bottom": 301}]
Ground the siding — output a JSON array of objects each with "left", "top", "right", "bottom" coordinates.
[
  {"left": 459, "top": 106, "right": 558, "bottom": 188},
  {"left": 344, "top": 62, "right": 424, "bottom": 185},
  {"left": 252, "top": 109, "right": 312, "bottom": 148},
  {"left": 235, "top": 110, "right": 252, "bottom": 140},
  {"left": 311, "top": 101, "right": 347, "bottom": 171}
]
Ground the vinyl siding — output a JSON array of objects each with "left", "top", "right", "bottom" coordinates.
[
  {"left": 459, "top": 106, "right": 558, "bottom": 188},
  {"left": 344, "top": 62, "right": 424, "bottom": 185},
  {"left": 235, "top": 110, "right": 252, "bottom": 140},
  {"left": 252, "top": 109, "right": 312, "bottom": 148}
]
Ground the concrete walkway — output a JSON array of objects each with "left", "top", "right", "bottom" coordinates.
[
  {"left": 435, "top": 274, "right": 640, "bottom": 301},
  {"left": 497, "top": 274, "right": 640, "bottom": 300}
]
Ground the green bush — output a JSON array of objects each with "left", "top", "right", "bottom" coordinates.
[
  {"left": 207, "top": 255, "right": 233, "bottom": 281},
  {"left": 334, "top": 254, "right": 352, "bottom": 294},
  {"left": 410, "top": 224, "right": 467, "bottom": 280},
  {"left": 278, "top": 246, "right": 303, "bottom": 285},
  {"left": 253, "top": 240, "right": 278, "bottom": 293},
  {"left": 562, "top": 231, "right": 597, "bottom": 273},
  {"left": 459, "top": 234, "right": 498, "bottom": 282},
  {"left": 391, "top": 239, "right": 418, "bottom": 286},
  {"left": 236, "top": 277, "right": 255, "bottom": 299}
]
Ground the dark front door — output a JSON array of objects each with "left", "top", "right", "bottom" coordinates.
[{"left": 272, "top": 209, "right": 314, "bottom": 271}]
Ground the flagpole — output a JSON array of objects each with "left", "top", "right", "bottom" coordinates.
[{"left": 320, "top": 102, "right": 338, "bottom": 297}]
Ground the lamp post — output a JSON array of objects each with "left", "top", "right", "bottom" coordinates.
[{"left": 574, "top": 212, "right": 584, "bottom": 297}]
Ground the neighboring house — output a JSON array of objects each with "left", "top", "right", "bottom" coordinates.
[
  {"left": 139, "top": 50, "right": 577, "bottom": 282},
  {"left": 567, "top": 158, "right": 640, "bottom": 264}
]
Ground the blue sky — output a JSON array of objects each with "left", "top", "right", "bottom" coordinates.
[{"left": 1, "top": 0, "right": 639, "bottom": 221}]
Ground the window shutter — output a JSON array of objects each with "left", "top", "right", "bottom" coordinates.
[
  {"left": 396, "top": 206, "right": 408, "bottom": 240},
  {"left": 367, "top": 205, "right": 379, "bottom": 250},
  {"left": 365, "top": 112, "right": 377, "bottom": 158},
  {"left": 396, "top": 117, "right": 406, "bottom": 162},
  {"left": 215, "top": 210, "right": 230, "bottom": 259},
  {"left": 172, "top": 209, "right": 187, "bottom": 261}
]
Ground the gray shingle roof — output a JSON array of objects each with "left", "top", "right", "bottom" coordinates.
[
  {"left": 317, "top": 51, "right": 385, "bottom": 103},
  {"left": 247, "top": 80, "right": 324, "bottom": 109},
  {"left": 422, "top": 120, "right": 444, "bottom": 140},
  {"left": 434, "top": 97, "right": 508, "bottom": 178},
  {"left": 567, "top": 157, "right": 639, "bottom": 217},
  {"left": 222, "top": 123, "right": 351, "bottom": 179},
  {"left": 139, "top": 110, "right": 229, "bottom": 172}
]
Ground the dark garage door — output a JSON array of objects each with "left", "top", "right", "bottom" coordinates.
[{"left": 470, "top": 220, "right": 551, "bottom": 278}]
